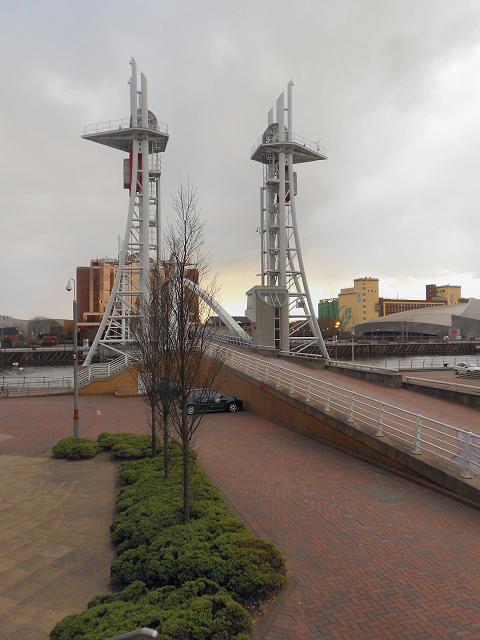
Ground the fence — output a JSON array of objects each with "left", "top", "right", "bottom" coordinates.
[
  {"left": 1, "top": 354, "right": 135, "bottom": 397},
  {"left": 78, "top": 354, "right": 134, "bottom": 386},
  {"left": 1, "top": 378, "right": 72, "bottom": 397},
  {"left": 209, "top": 344, "right": 480, "bottom": 479},
  {"left": 369, "top": 356, "right": 480, "bottom": 371}
]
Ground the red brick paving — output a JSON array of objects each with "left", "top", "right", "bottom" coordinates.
[
  {"left": 3, "top": 393, "right": 480, "bottom": 638},
  {"left": 195, "top": 410, "right": 480, "bottom": 639}
]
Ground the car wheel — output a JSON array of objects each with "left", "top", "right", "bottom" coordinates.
[
  {"left": 186, "top": 405, "right": 195, "bottom": 415},
  {"left": 227, "top": 402, "right": 238, "bottom": 413}
]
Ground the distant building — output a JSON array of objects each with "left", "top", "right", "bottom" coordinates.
[
  {"left": 77, "top": 258, "right": 120, "bottom": 343},
  {"left": 327, "top": 278, "right": 468, "bottom": 331},
  {"left": 318, "top": 298, "right": 338, "bottom": 319},
  {"left": 76, "top": 257, "right": 201, "bottom": 343},
  {"left": 337, "top": 277, "right": 380, "bottom": 329},
  {"left": 379, "top": 298, "right": 446, "bottom": 316},
  {"left": 354, "top": 299, "right": 480, "bottom": 340},
  {"left": 426, "top": 284, "right": 464, "bottom": 305}
]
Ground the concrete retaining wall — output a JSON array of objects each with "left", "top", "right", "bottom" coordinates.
[
  {"left": 403, "top": 381, "right": 480, "bottom": 409},
  {"left": 326, "top": 364, "right": 403, "bottom": 388}
]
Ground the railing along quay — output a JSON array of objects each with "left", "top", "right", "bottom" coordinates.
[
  {"left": 405, "top": 376, "right": 480, "bottom": 393},
  {"left": 209, "top": 344, "right": 480, "bottom": 478},
  {"left": 0, "top": 354, "right": 136, "bottom": 397},
  {"left": 1, "top": 377, "right": 72, "bottom": 396}
]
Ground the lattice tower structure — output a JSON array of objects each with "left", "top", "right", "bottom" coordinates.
[
  {"left": 82, "top": 59, "right": 168, "bottom": 365},
  {"left": 251, "top": 81, "right": 329, "bottom": 358}
]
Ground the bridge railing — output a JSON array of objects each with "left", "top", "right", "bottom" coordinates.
[
  {"left": 210, "top": 344, "right": 480, "bottom": 478},
  {"left": 78, "top": 354, "right": 134, "bottom": 386}
]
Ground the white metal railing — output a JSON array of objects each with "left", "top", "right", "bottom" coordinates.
[
  {"left": 83, "top": 118, "right": 169, "bottom": 136},
  {"left": 1, "top": 378, "right": 72, "bottom": 395},
  {"left": 251, "top": 133, "right": 325, "bottom": 157},
  {"left": 364, "top": 356, "right": 480, "bottom": 371},
  {"left": 327, "top": 359, "right": 399, "bottom": 373},
  {"left": 210, "top": 330, "right": 251, "bottom": 348},
  {"left": 405, "top": 376, "right": 480, "bottom": 394},
  {"left": 209, "top": 344, "right": 480, "bottom": 478},
  {"left": 78, "top": 354, "right": 134, "bottom": 386},
  {"left": 1, "top": 355, "right": 136, "bottom": 396}
]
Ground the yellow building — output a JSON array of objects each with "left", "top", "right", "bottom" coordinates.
[
  {"left": 338, "top": 277, "right": 379, "bottom": 329},
  {"left": 426, "top": 284, "right": 462, "bottom": 305}
]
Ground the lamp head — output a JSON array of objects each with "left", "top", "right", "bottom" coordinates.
[{"left": 66, "top": 283, "right": 73, "bottom": 292}]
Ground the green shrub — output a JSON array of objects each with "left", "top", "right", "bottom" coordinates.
[
  {"left": 50, "top": 433, "right": 286, "bottom": 639},
  {"left": 97, "top": 433, "right": 157, "bottom": 459},
  {"left": 109, "top": 458, "right": 286, "bottom": 604},
  {"left": 52, "top": 438, "right": 99, "bottom": 460},
  {"left": 50, "top": 579, "right": 252, "bottom": 640}
]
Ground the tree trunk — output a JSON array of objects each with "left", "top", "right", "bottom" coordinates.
[
  {"left": 182, "top": 408, "right": 190, "bottom": 522},
  {"left": 151, "top": 404, "right": 156, "bottom": 457},
  {"left": 163, "top": 408, "right": 169, "bottom": 478}
]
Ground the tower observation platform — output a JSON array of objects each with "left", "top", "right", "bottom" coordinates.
[{"left": 251, "top": 129, "right": 326, "bottom": 164}]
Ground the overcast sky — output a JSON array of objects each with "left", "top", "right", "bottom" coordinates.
[{"left": 2, "top": 0, "right": 480, "bottom": 320}]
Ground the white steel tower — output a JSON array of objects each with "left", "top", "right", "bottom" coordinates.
[
  {"left": 82, "top": 59, "right": 169, "bottom": 365},
  {"left": 251, "top": 81, "right": 329, "bottom": 358}
]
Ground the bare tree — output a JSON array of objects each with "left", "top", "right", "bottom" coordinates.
[
  {"left": 28, "top": 316, "right": 52, "bottom": 338},
  {"left": 132, "top": 262, "right": 175, "bottom": 474},
  {"left": 164, "top": 181, "right": 225, "bottom": 522}
]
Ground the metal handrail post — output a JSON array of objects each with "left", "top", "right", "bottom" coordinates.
[
  {"left": 325, "top": 384, "right": 332, "bottom": 412},
  {"left": 347, "top": 392, "right": 355, "bottom": 423},
  {"left": 289, "top": 372, "right": 295, "bottom": 394},
  {"left": 306, "top": 378, "right": 312, "bottom": 402},
  {"left": 376, "top": 403, "right": 385, "bottom": 437},
  {"left": 412, "top": 416, "right": 423, "bottom": 455},
  {"left": 461, "top": 432, "right": 474, "bottom": 479}
]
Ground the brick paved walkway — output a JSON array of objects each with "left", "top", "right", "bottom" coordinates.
[
  {"left": 196, "top": 410, "right": 480, "bottom": 640},
  {"left": 2, "top": 393, "right": 480, "bottom": 638}
]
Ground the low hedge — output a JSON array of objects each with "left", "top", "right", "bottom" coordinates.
[
  {"left": 50, "top": 578, "right": 252, "bottom": 640},
  {"left": 52, "top": 437, "right": 99, "bottom": 460},
  {"left": 50, "top": 434, "right": 286, "bottom": 639},
  {"left": 97, "top": 432, "right": 158, "bottom": 459}
]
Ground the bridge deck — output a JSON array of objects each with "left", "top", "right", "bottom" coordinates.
[{"left": 241, "top": 350, "right": 480, "bottom": 437}]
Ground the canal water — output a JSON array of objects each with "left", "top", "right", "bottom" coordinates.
[{"left": 0, "top": 363, "right": 73, "bottom": 383}]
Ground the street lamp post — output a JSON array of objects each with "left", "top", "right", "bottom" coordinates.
[
  {"left": 351, "top": 325, "right": 355, "bottom": 362},
  {"left": 334, "top": 320, "right": 341, "bottom": 361},
  {"left": 66, "top": 279, "right": 79, "bottom": 437}
]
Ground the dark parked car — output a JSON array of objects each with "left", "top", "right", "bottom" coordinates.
[{"left": 185, "top": 388, "right": 243, "bottom": 415}]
